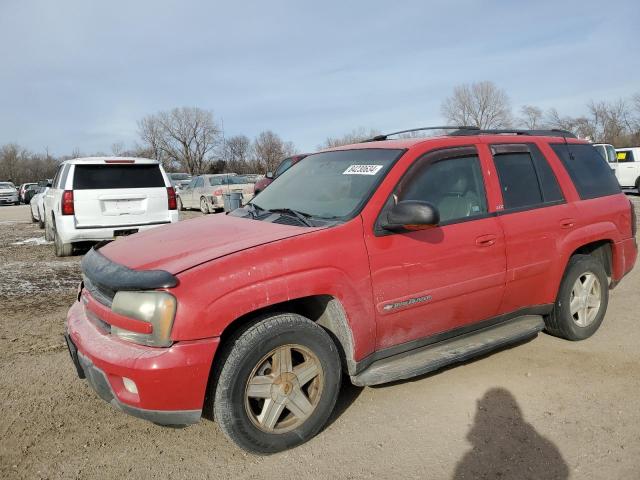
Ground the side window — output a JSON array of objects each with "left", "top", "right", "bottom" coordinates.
[
  {"left": 551, "top": 144, "right": 621, "bottom": 199},
  {"left": 395, "top": 151, "right": 488, "bottom": 224},
  {"left": 58, "top": 164, "right": 71, "bottom": 189},
  {"left": 616, "top": 150, "right": 635, "bottom": 162},
  {"left": 186, "top": 178, "right": 197, "bottom": 189},
  {"left": 52, "top": 165, "right": 63, "bottom": 189},
  {"left": 195, "top": 177, "right": 204, "bottom": 188},
  {"left": 491, "top": 144, "right": 564, "bottom": 210},
  {"left": 275, "top": 158, "right": 293, "bottom": 177},
  {"left": 606, "top": 145, "right": 617, "bottom": 163},
  {"left": 528, "top": 144, "right": 564, "bottom": 203}
]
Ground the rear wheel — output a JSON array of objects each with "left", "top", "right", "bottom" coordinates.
[
  {"left": 44, "top": 214, "right": 54, "bottom": 241},
  {"left": 200, "top": 197, "right": 209, "bottom": 214},
  {"left": 54, "top": 229, "right": 73, "bottom": 257},
  {"left": 30, "top": 208, "right": 37, "bottom": 223},
  {"left": 545, "top": 254, "right": 609, "bottom": 340},
  {"left": 211, "top": 313, "right": 341, "bottom": 454}
]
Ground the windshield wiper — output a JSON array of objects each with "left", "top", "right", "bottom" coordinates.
[
  {"left": 246, "top": 202, "right": 267, "bottom": 218},
  {"left": 267, "top": 208, "right": 314, "bottom": 227}
]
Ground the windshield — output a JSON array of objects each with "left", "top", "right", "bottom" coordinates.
[
  {"left": 170, "top": 173, "right": 190, "bottom": 180},
  {"left": 209, "top": 176, "right": 249, "bottom": 186},
  {"left": 252, "top": 149, "right": 403, "bottom": 219}
]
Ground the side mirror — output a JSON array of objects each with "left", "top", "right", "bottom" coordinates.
[
  {"left": 382, "top": 200, "right": 440, "bottom": 232},
  {"left": 266, "top": 172, "right": 274, "bottom": 179},
  {"left": 46, "top": 181, "right": 52, "bottom": 187}
]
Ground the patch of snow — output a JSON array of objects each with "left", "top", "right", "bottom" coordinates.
[{"left": 11, "top": 237, "right": 52, "bottom": 246}]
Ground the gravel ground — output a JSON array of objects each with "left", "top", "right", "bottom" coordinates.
[{"left": 1, "top": 200, "right": 640, "bottom": 479}]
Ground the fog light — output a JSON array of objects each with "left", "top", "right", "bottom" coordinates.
[{"left": 123, "top": 377, "right": 138, "bottom": 394}]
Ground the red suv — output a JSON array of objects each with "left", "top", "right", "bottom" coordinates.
[
  {"left": 253, "top": 154, "right": 308, "bottom": 195},
  {"left": 65, "top": 127, "right": 637, "bottom": 454}
]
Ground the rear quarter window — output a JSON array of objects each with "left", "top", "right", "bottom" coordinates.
[
  {"left": 550, "top": 144, "right": 621, "bottom": 199},
  {"left": 73, "top": 164, "right": 165, "bottom": 190}
]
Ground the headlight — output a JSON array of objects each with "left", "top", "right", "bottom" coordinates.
[{"left": 111, "top": 291, "right": 177, "bottom": 347}]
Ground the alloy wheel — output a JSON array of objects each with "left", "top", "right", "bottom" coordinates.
[
  {"left": 569, "top": 272, "right": 601, "bottom": 327},
  {"left": 244, "top": 344, "right": 324, "bottom": 434}
]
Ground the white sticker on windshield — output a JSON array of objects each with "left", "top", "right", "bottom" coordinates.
[{"left": 343, "top": 164, "right": 383, "bottom": 175}]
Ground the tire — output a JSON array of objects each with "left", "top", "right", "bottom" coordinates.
[
  {"left": 54, "top": 229, "right": 73, "bottom": 257},
  {"left": 30, "top": 208, "right": 37, "bottom": 223},
  {"left": 211, "top": 313, "right": 342, "bottom": 454},
  {"left": 44, "top": 214, "right": 54, "bottom": 241},
  {"left": 200, "top": 197, "right": 209, "bottom": 214},
  {"left": 635, "top": 177, "right": 640, "bottom": 192},
  {"left": 176, "top": 197, "right": 184, "bottom": 211},
  {"left": 545, "top": 254, "right": 609, "bottom": 340}
]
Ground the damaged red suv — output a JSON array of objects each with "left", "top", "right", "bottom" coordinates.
[{"left": 65, "top": 127, "right": 637, "bottom": 453}]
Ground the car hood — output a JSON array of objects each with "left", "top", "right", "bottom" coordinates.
[
  {"left": 99, "top": 214, "right": 321, "bottom": 274},
  {"left": 0, "top": 188, "right": 17, "bottom": 194}
]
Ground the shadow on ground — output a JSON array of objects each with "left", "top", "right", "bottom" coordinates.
[{"left": 453, "top": 388, "right": 569, "bottom": 479}]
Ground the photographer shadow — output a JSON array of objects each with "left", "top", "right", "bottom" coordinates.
[{"left": 453, "top": 388, "right": 569, "bottom": 480}]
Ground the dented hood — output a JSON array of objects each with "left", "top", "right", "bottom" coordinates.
[{"left": 99, "top": 214, "right": 319, "bottom": 274}]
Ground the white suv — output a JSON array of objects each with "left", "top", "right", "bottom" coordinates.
[{"left": 44, "top": 157, "right": 179, "bottom": 256}]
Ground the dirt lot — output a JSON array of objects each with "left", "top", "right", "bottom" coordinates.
[{"left": 1, "top": 201, "right": 640, "bottom": 479}]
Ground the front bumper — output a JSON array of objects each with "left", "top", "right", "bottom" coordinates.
[
  {"left": 0, "top": 195, "right": 18, "bottom": 204},
  {"left": 66, "top": 300, "right": 219, "bottom": 425}
]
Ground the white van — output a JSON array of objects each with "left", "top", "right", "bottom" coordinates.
[
  {"left": 43, "top": 157, "right": 179, "bottom": 256},
  {"left": 613, "top": 147, "right": 640, "bottom": 189}
]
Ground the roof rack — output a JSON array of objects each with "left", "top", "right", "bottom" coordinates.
[
  {"left": 363, "top": 126, "right": 479, "bottom": 142},
  {"left": 449, "top": 128, "right": 576, "bottom": 138}
]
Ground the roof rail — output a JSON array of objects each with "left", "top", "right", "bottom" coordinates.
[
  {"left": 363, "top": 126, "right": 479, "bottom": 142},
  {"left": 449, "top": 128, "right": 576, "bottom": 138}
]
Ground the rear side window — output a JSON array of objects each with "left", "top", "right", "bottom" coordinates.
[
  {"left": 491, "top": 144, "right": 564, "bottom": 210},
  {"left": 551, "top": 144, "right": 621, "bottom": 199},
  {"left": 617, "top": 150, "right": 635, "bottom": 162},
  {"left": 73, "top": 164, "right": 165, "bottom": 190}
]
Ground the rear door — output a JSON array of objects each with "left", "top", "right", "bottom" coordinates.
[
  {"left": 615, "top": 149, "right": 638, "bottom": 188},
  {"left": 72, "top": 162, "right": 169, "bottom": 228},
  {"left": 487, "top": 142, "right": 577, "bottom": 312}
]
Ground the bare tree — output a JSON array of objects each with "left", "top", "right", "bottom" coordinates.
[
  {"left": 441, "top": 81, "right": 512, "bottom": 128},
  {"left": 253, "top": 131, "right": 295, "bottom": 173},
  {"left": 518, "top": 105, "right": 544, "bottom": 129},
  {"left": 223, "top": 134, "right": 252, "bottom": 173},
  {"left": 320, "top": 127, "right": 380, "bottom": 149},
  {"left": 138, "top": 107, "right": 222, "bottom": 174}
]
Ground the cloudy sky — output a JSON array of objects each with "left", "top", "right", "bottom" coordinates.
[{"left": 0, "top": 0, "right": 638, "bottom": 155}]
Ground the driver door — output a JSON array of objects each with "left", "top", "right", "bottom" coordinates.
[
  {"left": 364, "top": 146, "right": 506, "bottom": 350},
  {"left": 181, "top": 177, "right": 197, "bottom": 207}
]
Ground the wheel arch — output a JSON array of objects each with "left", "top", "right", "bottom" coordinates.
[{"left": 215, "top": 294, "right": 356, "bottom": 375}]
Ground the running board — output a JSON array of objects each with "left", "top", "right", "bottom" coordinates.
[{"left": 351, "top": 315, "right": 545, "bottom": 387}]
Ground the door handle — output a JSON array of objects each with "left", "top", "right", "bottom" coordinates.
[
  {"left": 475, "top": 234, "right": 497, "bottom": 247},
  {"left": 560, "top": 218, "right": 576, "bottom": 229}
]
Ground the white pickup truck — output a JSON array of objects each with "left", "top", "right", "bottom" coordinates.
[{"left": 43, "top": 157, "right": 179, "bottom": 256}]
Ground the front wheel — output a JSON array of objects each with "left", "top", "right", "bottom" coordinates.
[
  {"left": 200, "top": 197, "right": 209, "bottom": 214},
  {"left": 211, "top": 313, "right": 341, "bottom": 454},
  {"left": 176, "top": 197, "right": 184, "bottom": 211},
  {"left": 545, "top": 254, "right": 609, "bottom": 340}
]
